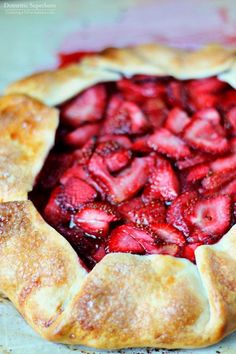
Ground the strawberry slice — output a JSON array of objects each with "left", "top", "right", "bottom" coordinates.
[
  {"left": 95, "top": 141, "right": 132, "bottom": 172},
  {"left": 118, "top": 198, "right": 166, "bottom": 226},
  {"left": 132, "top": 136, "right": 153, "bottom": 153},
  {"left": 164, "top": 108, "right": 190, "bottom": 134},
  {"left": 148, "top": 128, "right": 191, "bottom": 159},
  {"left": 142, "top": 98, "right": 168, "bottom": 129},
  {"left": 60, "top": 165, "right": 88, "bottom": 184},
  {"left": 188, "top": 77, "right": 226, "bottom": 94},
  {"left": 89, "top": 154, "right": 150, "bottom": 203},
  {"left": 63, "top": 123, "right": 100, "bottom": 147},
  {"left": 186, "top": 163, "right": 210, "bottom": 183},
  {"left": 103, "top": 96, "right": 149, "bottom": 135},
  {"left": 108, "top": 225, "right": 157, "bottom": 254},
  {"left": 98, "top": 134, "right": 132, "bottom": 149},
  {"left": 72, "top": 138, "right": 96, "bottom": 165},
  {"left": 117, "top": 78, "right": 166, "bottom": 102},
  {"left": 90, "top": 244, "right": 107, "bottom": 263},
  {"left": 151, "top": 223, "right": 186, "bottom": 246},
  {"left": 166, "top": 191, "right": 198, "bottom": 236},
  {"left": 44, "top": 186, "right": 71, "bottom": 226},
  {"left": 61, "top": 84, "right": 107, "bottom": 127},
  {"left": 219, "top": 91, "right": 236, "bottom": 112},
  {"left": 219, "top": 179, "right": 236, "bottom": 196},
  {"left": 62, "top": 177, "right": 97, "bottom": 209},
  {"left": 194, "top": 108, "right": 221, "bottom": 125},
  {"left": 176, "top": 152, "right": 212, "bottom": 170},
  {"left": 183, "top": 118, "right": 229, "bottom": 154},
  {"left": 181, "top": 243, "right": 202, "bottom": 263},
  {"left": 186, "top": 195, "right": 231, "bottom": 238},
  {"left": 108, "top": 225, "right": 145, "bottom": 254},
  {"left": 201, "top": 169, "right": 236, "bottom": 192},
  {"left": 189, "top": 93, "right": 218, "bottom": 111},
  {"left": 199, "top": 153, "right": 236, "bottom": 192},
  {"left": 167, "top": 81, "right": 186, "bottom": 109},
  {"left": 226, "top": 107, "right": 236, "bottom": 133},
  {"left": 143, "top": 156, "right": 179, "bottom": 202},
  {"left": 74, "top": 202, "right": 120, "bottom": 237}
]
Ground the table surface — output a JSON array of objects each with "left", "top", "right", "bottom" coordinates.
[{"left": 0, "top": 1, "right": 236, "bottom": 353}]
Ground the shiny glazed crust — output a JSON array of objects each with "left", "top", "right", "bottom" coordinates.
[{"left": 1, "top": 44, "right": 236, "bottom": 349}]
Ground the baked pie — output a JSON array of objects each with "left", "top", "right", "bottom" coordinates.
[{"left": 1, "top": 44, "right": 236, "bottom": 349}]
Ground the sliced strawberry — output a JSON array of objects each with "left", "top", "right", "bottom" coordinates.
[
  {"left": 63, "top": 177, "right": 97, "bottom": 209},
  {"left": 219, "top": 179, "right": 236, "bottom": 196},
  {"left": 226, "top": 107, "right": 236, "bottom": 132},
  {"left": 74, "top": 202, "right": 120, "bottom": 237},
  {"left": 132, "top": 135, "right": 152, "bottom": 153},
  {"left": 186, "top": 163, "right": 210, "bottom": 183},
  {"left": 200, "top": 153, "right": 236, "bottom": 192},
  {"left": 95, "top": 141, "right": 132, "bottom": 172},
  {"left": 98, "top": 134, "right": 132, "bottom": 149},
  {"left": 60, "top": 165, "right": 88, "bottom": 185},
  {"left": 186, "top": 195, "right": 231, "bottom": 238},
  {"left": 176, "top": 152, "right": 212, "bottom": 170},
  {"left": 194, "top": 108, "right": 221, "bottom": 125},
  {"left": 230, "top": 138, "right": 236, "bottom": 153},
  {"left": 61, "top": 84, "right": 107, "bottom": 127},
  {"left": 188, "top": 77, "right": 226, "bottom": 94},
  {"left": 89, "top": 154, "right": 150, "bottom": 203},
  {"left": 118, "top": 198, "right": 166, "bottom": 226},
  {"left": 62, "top": 164, "right": 106, "bottom": 199},
  {"left": 183, "top": 118, "right": 229, "bottom": 154},
  {"left": 103, "top": 97, "right": 149, "bottom": 135},
  {"left": 108, "top": 224, "right": 158, "bottom": 254},
  {"left": 143, "top": 156, "right": 179, "bottom": 202},
  {"left": 73, "top": 138, "right": 96, "bottom": 165},
  {"left": 166, "top": 191, "right": 198, "bottom": 236},
  {"left": 90, "top": 244, "right": 106, "bottom": 263},
  {"left": 201, "top": 169, "right": 236, "bottom": 192},
  {"left": 219, "top": 90, "right": 236, "bottom": 112},
  {"left": 164, "top": 107, "right": 190, "bottom": 134},
  {"left": 117, "top": 78, "right": 166, "bottom": 102},
  {"left": 44, "top": 186, "right": 70, "bottom": 226},
  {"left": 181, "top": 243, "right": 202, "bottom": 262},
  {"left": 190, "top": 93, "right": 218, "bottom": 111},
  {"left": 63, "top": 123, "right": 100, "bottom": 147},
  {"left": 148, "top": 128, "right": 191, "bottom": 159},
  {"left": 167, "top": 81, "right": 186, "bottom": 109},
  {"left": 141, "top": 98, "right": 168, "bottom": 129},
  {"left": 108, "top": 225, "right": 145, "bottom": 254},
  {"left": 151, "top": 223, "right": 186, "bottom": 246}
]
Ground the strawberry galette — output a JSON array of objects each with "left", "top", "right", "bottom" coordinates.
[{"left": 1, "top": 44, "right": 236, "bottom": 349}]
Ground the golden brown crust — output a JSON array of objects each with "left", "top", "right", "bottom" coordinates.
[
  {"left": 5, "top": 64, "right": 121, "bottom": 106},
  {"left": 0, "top": 94, "right": 58, "bottom": 201},
  {"left": 1, "top": 44, "right": 236, "bottom": 349}
]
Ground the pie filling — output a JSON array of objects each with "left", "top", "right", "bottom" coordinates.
[{"left": 30, "top": 55, "right": 236, "bottom": 269}]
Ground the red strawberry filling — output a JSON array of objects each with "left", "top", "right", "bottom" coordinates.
[{"left": 30, "top": 73, "right": 236, "bottom": 269}]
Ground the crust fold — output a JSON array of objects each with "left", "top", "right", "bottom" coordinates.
[
  {"left": 0, "top": 94, "right": 58, "bottom": 201},
  {"left": 1, "top": 44, "right": 236, "bottom": 349}
]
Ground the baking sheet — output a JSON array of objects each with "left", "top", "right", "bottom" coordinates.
[{"left": 0, "top": 1, "right": 236, "bottom": 353}]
